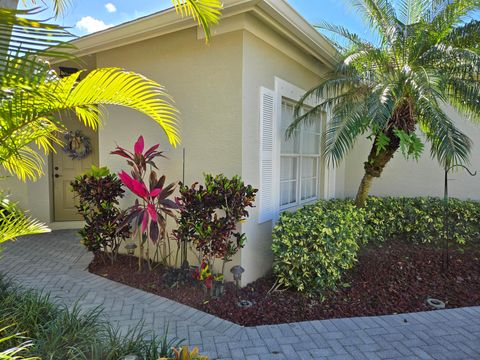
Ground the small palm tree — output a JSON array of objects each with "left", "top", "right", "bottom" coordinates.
[
  {"left": 0, "top": 0, "right": 222, "bottom": 243},
  {"left": 289, "top": 0, "right": 480, "bottom": 207}
]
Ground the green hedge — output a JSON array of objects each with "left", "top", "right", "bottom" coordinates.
[
  {"left": 272, "top": 200, "right": 365, "bottom": 294},
  {"left": 272, "top": 197, "right": 480, "bottom": 295},
  {"left": 364, "top": 197, "right": 480, "bottom": 245}
]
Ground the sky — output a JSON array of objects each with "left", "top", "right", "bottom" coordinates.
[
  {"left": 18, "top": 1, "right": 370, "bottom": 39},
  {"left": 18, "top": 1, "right": 479, "bottom": 41}
]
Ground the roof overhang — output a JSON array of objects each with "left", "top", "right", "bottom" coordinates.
[{"left": 61, "top": 0, "right": 337, "bottom": 68}]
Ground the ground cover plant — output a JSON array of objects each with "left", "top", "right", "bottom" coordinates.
[{"left": 0, "top": 276, "right": 211, "bottom": 359}]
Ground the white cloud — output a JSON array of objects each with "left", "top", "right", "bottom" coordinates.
[
  {"left": 76, "top": 16, "right": 113, "bottom": 34},
  {"left": 105, "top": 3, "right": 117, "bottom": 13}
]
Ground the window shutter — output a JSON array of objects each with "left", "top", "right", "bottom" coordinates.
[{"left": 259, "top": 87, "right": 276, "bottom": 223}]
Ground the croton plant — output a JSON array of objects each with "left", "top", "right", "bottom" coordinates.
[
  {"left": 112, "top": 136, "right": 178, "bottom": 271},
  {"left": 174, "top": 174, "right": 257, "bottom": 278},
  {"left": 71, "top": 166, "right": 131, "bottom": 263}
]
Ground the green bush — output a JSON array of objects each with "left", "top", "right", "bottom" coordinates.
[
  {"left": 272, "top": 200, "right": 365, "bottom": 294},
  {"left": 272, "top": 197, "right": 480, "bottom": 295},
  {"left": 364, "top": 197, "right": 480, "bottom": 245}
]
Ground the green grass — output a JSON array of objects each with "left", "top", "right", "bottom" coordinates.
[{"left": 0, "top": 276, "right": 183, "bottom": 360}]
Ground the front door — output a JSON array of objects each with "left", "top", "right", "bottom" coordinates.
[{"left": 52, "top": 111, "right": 99, "bottom": 221}]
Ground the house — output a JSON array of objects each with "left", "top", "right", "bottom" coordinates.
[{"left": 5, "top": 0, "right": 480, "bottom": 284}]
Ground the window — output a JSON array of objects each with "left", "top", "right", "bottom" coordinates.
[{"left": 279, "top": 99, "right": 322, "bottom": 209}]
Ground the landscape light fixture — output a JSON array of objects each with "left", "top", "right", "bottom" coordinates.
[
  {"left": 230, "top": 265, "right": 245, "bottom": 289},
  {"left": 125, "top": 243, "right": 137, "bottom": 256}
]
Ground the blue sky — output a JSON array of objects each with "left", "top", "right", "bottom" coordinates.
[
  {"left": 19, "top": 1, "right": 370, "bottom": 39},
  {"left": 19, "top": 1, "right": 479, "bottom": 41}
]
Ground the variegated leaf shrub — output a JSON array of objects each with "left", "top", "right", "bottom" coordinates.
[{"left": 273, "top": 197, "right": 480, "bottom": 295}]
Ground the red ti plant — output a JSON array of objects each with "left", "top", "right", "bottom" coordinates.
[{"left": 111, "top": 136, "right": 178, "bottom": 271}]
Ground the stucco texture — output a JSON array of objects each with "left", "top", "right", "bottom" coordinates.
[{"left": 240, "top": 16, "right": 327, "bottom": 283}]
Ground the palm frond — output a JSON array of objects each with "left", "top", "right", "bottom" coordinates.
[
  {"left": 22, "top": 0, "right": 71, "bottom": 16},
  {"left": 397, "top": 0, "right": 430, "bottom": 25},
  {"left": 60, "top": 68, "right": 180, "bottom": 145},
  {"left": 418, "top": 99, "right": 472, "bottom": 168},
  {"left": 0, "top": 68, "right": 180, "bottom": 172},
  {"left": 0, "top": 194, "right": 50, "bottom": 245},
  {"left": 430, "top": 0, "right": 480, "bottom": 41},
  {"left": 171, "top": 0, "right": 222, "bottom": 42},
  {"left": 445, "top": 78, "right": 480, "bottom": 122},
  {"left": 0, "top": 147, "right": 47, "bottom": 182},
  {"left": 315, "top": 21, "right": 374, "bottom": 49},
  {"left": 350, "top": 0, "right": 398, "bottom": 43},
  {"left": 288, "top": 73, "right": 364, "bottom": 138},
  {"left": 324, "top": 100, "right": 370, "bottom": 167},
  {"left": 446, "top": 20, "right": 480, "bottom": 50},
  {"left": 0, "top": 8, "right": 74, "bottom": 71}
]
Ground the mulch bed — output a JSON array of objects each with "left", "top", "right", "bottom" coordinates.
[{"left": 89, "top": 239, "right": 480, "bottom": 326}]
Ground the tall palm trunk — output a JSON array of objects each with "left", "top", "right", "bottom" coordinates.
[
  {"left": 355, "top": 101, "right": 414, "bottom": 207},
  {"left": 355, "top": 136, "right": 400, "bottom": 207}
]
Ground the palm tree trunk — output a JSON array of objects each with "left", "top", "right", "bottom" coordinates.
[
  {"left": 355, "top": 134, "right": 401, "bottom": 207},
  {"left": 355, "top": 101, "right": 416, "bottom": 207},
  {"left": 355, "top": 173, "right": 374, "bottom": 207}
]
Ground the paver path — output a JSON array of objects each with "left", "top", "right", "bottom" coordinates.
[{"left": 1, "top": 230, "right": 480, "bottom": 360}]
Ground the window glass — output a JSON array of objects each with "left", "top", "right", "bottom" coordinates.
[
  {"left": 279, "top": 98, "right": 322, "bottom": 209},
  {"left": 280, "top": 102, "right": 299, "bottom": 154}
]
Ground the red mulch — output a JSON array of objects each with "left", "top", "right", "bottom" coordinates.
[{"left": 89, "top": 239, "right": 480, "bottom": 326}]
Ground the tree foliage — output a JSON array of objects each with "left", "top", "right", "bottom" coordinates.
[{"left": 289, "top": 0, "right": 480, "bottom": 206}]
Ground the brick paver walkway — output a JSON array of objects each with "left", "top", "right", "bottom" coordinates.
[{"left": 1, "top": 230, "right": 479, "bottom": 360}]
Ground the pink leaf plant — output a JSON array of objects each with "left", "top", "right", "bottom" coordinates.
[{"left": 112, "top": 136, "right": 178, "bottom": 245}]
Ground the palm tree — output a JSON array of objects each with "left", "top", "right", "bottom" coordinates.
[
  {"left": 288, "top": 0, "right": 480, "bottom": 207},
  {"left": 0, "top": 0, "right": 222, "bottom": 243}
]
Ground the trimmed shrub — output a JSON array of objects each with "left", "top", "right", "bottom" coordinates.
[
  {"left": 364, "top": 197, "right": 480, "bottom": 245},
  {"left": 272, "top": 200, "right": 365, "bottom": 294},
  {"left": 273, "top": 197, "right": 480, "bottom": 295}
]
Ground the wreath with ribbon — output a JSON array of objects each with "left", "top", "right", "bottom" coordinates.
[{"left": 63, "top": 130, "right": 92, "bottom": 160}]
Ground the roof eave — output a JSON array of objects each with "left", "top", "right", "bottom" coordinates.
[{"left": 58, "top": 0, "right": 338, "bottom": 68}]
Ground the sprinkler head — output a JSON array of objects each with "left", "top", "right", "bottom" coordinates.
[
  {"left": 426, "top": 298, "right": 446, "bottom": 310},
  {"left": 236, "top": 300, "right": 254, "bottom": 309}
]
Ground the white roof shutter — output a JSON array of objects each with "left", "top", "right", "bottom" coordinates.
[{"left": 259, "top": 87, "right": 276, "bottom": 224}]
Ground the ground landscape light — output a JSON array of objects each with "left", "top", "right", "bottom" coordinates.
[
  {"left": 230, "top": 265, "right": 245, "bottom": 289},
  {"left": 125, "top": 243, "right": 137, "bottom": 256}
]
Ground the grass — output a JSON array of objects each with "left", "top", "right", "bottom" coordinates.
[{"left": 0, "top": 276, "right": 183, "bottom": 360}]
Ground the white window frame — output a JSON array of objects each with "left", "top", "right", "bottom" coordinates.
[
  {"left": 279, "top": 99, "right": 322, "bottom": 210},
  {"left": 272, "top": 77, "right": 336, "bottom": 218}
]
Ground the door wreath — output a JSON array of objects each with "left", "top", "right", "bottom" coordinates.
[{"left": 63, "top": 130, "right": 92, "bottom": 160}]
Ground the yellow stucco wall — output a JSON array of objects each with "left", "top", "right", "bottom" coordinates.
[
  {"left": 94, "top": 27, "right": 244, "bottom": 275},
  {"left": 239, "top": 15, "right": 329, "bottom": 284},
  {"left": 95, "top": 27, "right": 243, "bottom": 200}
]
